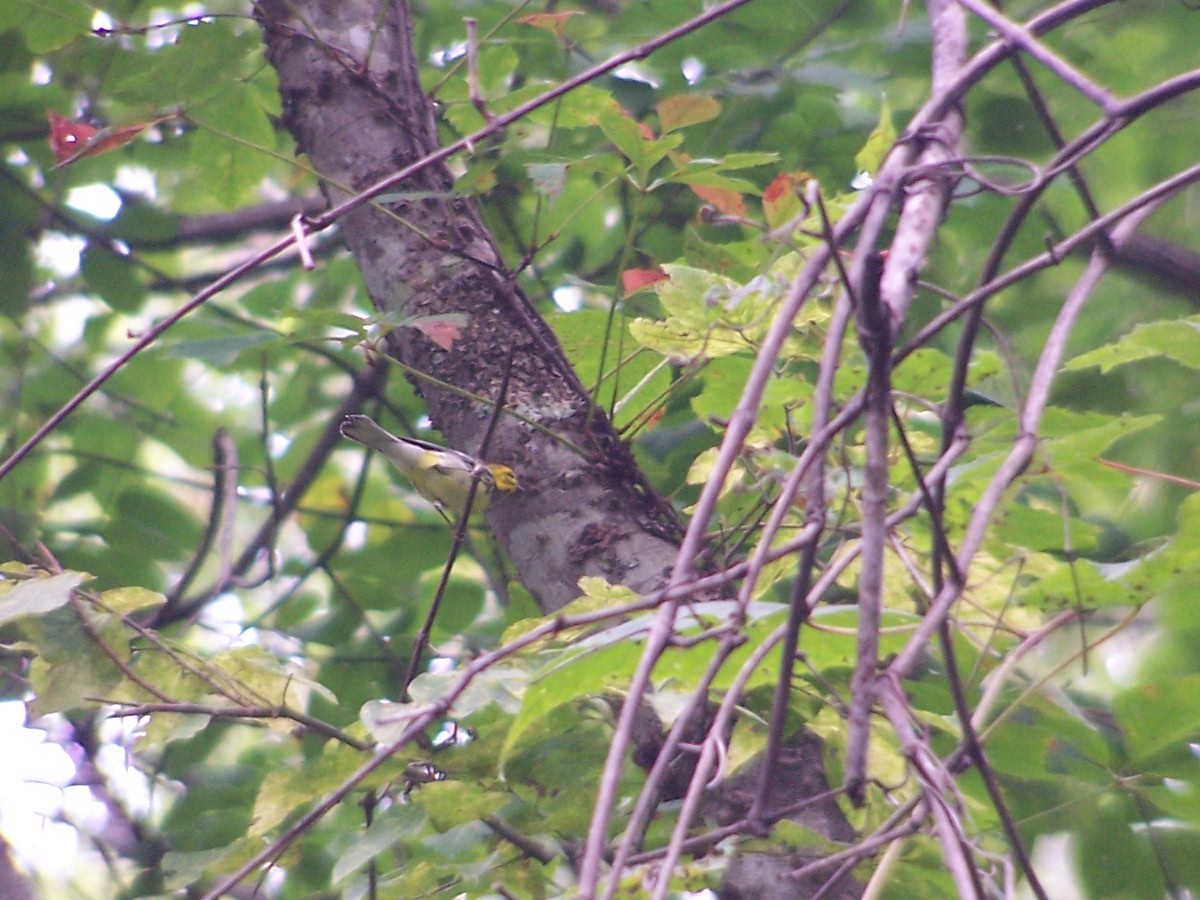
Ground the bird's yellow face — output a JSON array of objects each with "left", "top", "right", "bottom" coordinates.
[{"left": 487, "top": 464, "right": 519, "bottom": 494}]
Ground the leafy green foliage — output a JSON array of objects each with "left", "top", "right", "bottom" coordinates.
[{"left": 2, "top": 0, "right": 1200, "bottom": 897}]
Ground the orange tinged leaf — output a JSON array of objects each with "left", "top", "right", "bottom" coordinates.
[
  {"left": 621, "top": 268, "right": 669, "bottom": 294},
  {"left": 763, "top": 173, "right": 798, "bottom": 204},
  {"left": 613, "top": 104, "right": 657, "bottom": 140},
  {"left": 691, "top": 184, "right": 746, "bottom": 218},
  {"left": 519, "top": 11, "right": 582, "bottom": 40}
]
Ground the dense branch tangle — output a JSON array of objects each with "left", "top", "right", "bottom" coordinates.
[{"left": 582, "top": 1, "right": 1200, "bottom": 897}]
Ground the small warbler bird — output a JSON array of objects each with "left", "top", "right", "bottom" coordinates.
[{"left": 340, "top": 414, "right": 518, "bottom": 514}]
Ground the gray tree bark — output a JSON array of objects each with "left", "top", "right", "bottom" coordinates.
[{"left": 255, "top": 0, "right": 682, "bottom": 614}]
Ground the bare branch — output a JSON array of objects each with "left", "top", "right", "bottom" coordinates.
[{"left": 956, "top": 0, "right": 1115, "bottom": 111}]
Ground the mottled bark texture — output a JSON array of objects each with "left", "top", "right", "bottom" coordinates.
[{"left": 255, "top": 0, "right": 681, "bottom": 613}]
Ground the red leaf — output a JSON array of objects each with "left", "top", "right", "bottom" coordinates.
[
  {"left": 763, "top": 172, "right": 808, "bottom": 230},
  {"left": 763, "top": 172, "right": 799, "bottom": 205},
  {"left": 622, "top": 268, "right": 669, "bottom": 294},
  {"left": 47, "top": 111, "right": 172, "bottom": 168},
  {"left": 47, "top": 111, "right": 99, "bottom": 164},
  {"left": 405, "top": 313, "right": 469, "bottom": 351},
  {"left": 417, "top": 321, "right": 462, "bottom": 351}
]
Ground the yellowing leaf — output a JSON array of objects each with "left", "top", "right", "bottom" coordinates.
[
  {"left": 100, "top": 586, "right": 166, "bottom": 615},
  {"left": 519, "top": 10, "right": 582, "bottom": 41},
  {"left": 629, "top": 264, "right": 787, "bottom": 361},
  {"left": 657, "top": 94, "right": 721, "bottom": 133},
  {"left": 854, "top": 97, "right": 895, "bottom": 176}
]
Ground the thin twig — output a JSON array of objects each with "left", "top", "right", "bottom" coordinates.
[
  {"left": 104, "top": 702, "right": 369, "bottom": 750},
  {"left": 751, "top": 185, "right": 853, "bottom": 821},
  {"left": 955, "top": 0, "right": 1116, "bottom": 113},
  {"left": 165, "top": 430, "right": 236, "bottom": 606}
]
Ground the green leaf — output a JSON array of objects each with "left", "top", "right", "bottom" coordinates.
[
  {"left": 252, "top": 742, "right": 370, "bottom": 837},
  {"left": 80, "top": 243, "right": 145, "bottom": 311},
  {"left": 554, "top": 85, "right": 622, "bottom": 129},
  {"left": 188, "top": 88, "right": 276, "bottom": 207},
  {"left": 501, "top": 639, "right": 642, "bottom": 768},
  {"left": 26, "top": 602, "right": 126, "bottom": 716},
  {"left": 595, "top": 106, "right": 682, "bottom": 179},
  {"left": 162, "top": 763, "right": 262, "bottom": 851},
  {"left": 420, "top": 780, "right": 508, "bottom": 832},
  {"left": 0, "top": 570, "right": 84, "bottom": 625},
  {"left": 331, "top": 805, "right": 426, "bottom": 885},
  {"left": 165, "top": 332, "right": 278, "bottom": 364},
  {"left": 0, "top": 0, "right": 91, "bottom": 52},
  {"left": 108, "top": 21, "right": 252, "bottom": 108},
  {"left": 854, "top": 96, "right": 894, "bottom": 175},
  {"left": 1075, "top": 792, "right": 1167, "bottom": 898},
  {"left": 0, "top": 229, "right": 33, "bottom": 316},
  {"left": 548, "top": 310, "right": 672, "bottom": 429},
  {"left": 1039, "top": 412, "right": 1160, "bottom": 494},
  {"left": 104, "top": 487, "right": 203, "bottom": 562},
  {"left": 993, "top": 502, "right": 1101, "bottom": 554},
  {"left": 526, "top": 162, "right": 567, "bottom": 199},
  {"left": 982, "top": 693, "right": 1114, "bottom": 780},
  {"left": 1065, "top": 317, "right": 1200, "bottom": 374},
  {"left": 1016, "top": 556, "right": 1132, "bottom": 610},
  {"left": 421, "top": 572, "right": 484, "bottom": 636},
  {"left": 1113, "top": 674, "right": 1200, "bottom": 766}
]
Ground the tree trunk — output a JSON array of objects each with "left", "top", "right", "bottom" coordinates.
[{"left": 255, "top": 0, "right": 682, "bottom": 614}]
